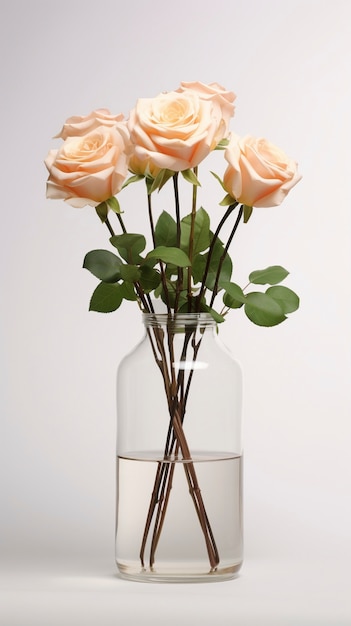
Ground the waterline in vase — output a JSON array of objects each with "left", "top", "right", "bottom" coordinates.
[{"left": 116, "top": 452, "right": 243, "bottom": 582}]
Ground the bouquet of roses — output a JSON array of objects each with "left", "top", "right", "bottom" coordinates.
[
  {"left": 45, "top": 81, "right": 301, "bottom": 571},
  {"left": 45, "top": 81, "right": 301, "bottom": 326}
]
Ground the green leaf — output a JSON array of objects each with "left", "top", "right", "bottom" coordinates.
[
  {"left": 154, "top": 211, "right": 177, "bottom": 247},
  {"left": 150, "top": 169, "right": 174, "bottom": 193},
  {"left": 119, "top": 282, "right": 137, "bottom": 301},
  {"left": 180, "top": 208, "right": 211, "bottom": 255},
  {"left": 83, "top": 249, "right": 122, "bottom": 283},
  {"left": 191, "top": 252, "right": 206, "bottom": 284},
  {"left": 153, "top": 280, "right": 163, "bottom": 299},
  {"left": 139, "top": 265, "right": 161, "bottom": 292},
  {"left": 89, "top": 282, "right": 123, "bottom": 313},
  {"left": 208, "top": 308, "right": 225, "bottom": 324},
  {"left": 95, "top": 201, "right": 108, "bottom": 223},
  {"left": 220, "top": 193, "right": 236, "bottom": 206},
  {"left": 106, "top": 196, "right": 121, "bottom": 214},
  {"left": 222, "top": 282, "right": 246, "bottom": 303},
  {"left": 119, "top": 264, "right": 140, "bottom": 282},
  {"left": 164, "top": 287, "right": 188, "bottom": 310},
  {"left": 204, "top": 237, "right": 233, "bottom": 290},
  {"left": 222, "top": 282, "right": 246, "bottom": 309},
  {"left": 211, "top": 171, "right": 226, "bottom": 190},
  {"left": 223, "top": 294, "right": 243, "bottom": 309},
  {"left": 122, "top": 174, "right": 145, "bottom": 189},
  {"left": 214, "top": 138, "right": 230, "bottom": 150},
  {"left": 249, "top": 265, "right": 289, "bottom": 285},
  {"left": 266, "top": 286, "right": 300, "bottom": 314},
  {"left": 181, "top": 169, "right": 201, "bottom": 186},
  {"left": 145, "top": 177, "right": 154, "bottom": 195},
  {"left": 110, "top": 233, "right": 146, "bottom": 264},
  {"left": 199, "top": 302, "right": 225, "bottom": 324},
  {"left": 244, "top": 292, "right": 286, "bottom": 326},
  {"left": 146, "top": 246, "right": 191, "bottom": 267},
  {"left": 192, "top": 240, "right": 233, "bottom": 289},
  {"left": 243, "top": 205, "right": 253, "bottom": 223}
]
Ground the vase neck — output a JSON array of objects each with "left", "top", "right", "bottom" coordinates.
[{"left": 142, "top": 312, "right": 217, "bottom": 332}]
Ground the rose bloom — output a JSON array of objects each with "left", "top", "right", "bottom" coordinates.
[
  {"left": 178, "top": 81, "right": 236, "bottom": 140},
  {"left": 223, "top": 134, "right": 302, "bottom": 207},
  {"left": 128, "top": 90, "right": 225, "bottom": 172},
  {"left": 128, "top": 152, "right": 162, "bottom": 179},
  {"left": 54, "top": 109, "right": 125, "bottom": 140},
  {"left": 45, "top": 124, "right": 131, "bottom": 208}
]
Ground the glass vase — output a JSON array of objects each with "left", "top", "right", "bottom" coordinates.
[{"left": 115, "top": 312, "right": 243, "bottom": 582}]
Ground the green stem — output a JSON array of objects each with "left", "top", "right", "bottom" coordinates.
[
  {"left": 147, "top": 184, "right": 171, "bottom": 314},
  {"left": 105, "top": 216, "right": 115, "bottom": 237},
  {"left": 187, "top": 166, "right": 198, "bottom": 310},
  {"left": 116, "top": 213, "right": 127, "bottom": 233},
  {"left": 147, "top": 188, "right": 156, "bottom": 248},
  {"left": 209, "top": 204, "right": 243, "bottom": 308},
  {"left": 196, "top": 202, "right": 238, "bottom": 309},
  {"left": 173, "top": 173, "right": 183, "bottom": 312}
]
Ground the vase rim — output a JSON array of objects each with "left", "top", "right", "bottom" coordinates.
[{"left": 142, "top": 312, "right": 217, "bottom": 328}]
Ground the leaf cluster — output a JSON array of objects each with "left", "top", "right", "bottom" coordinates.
[
  {"left": 80, "top": 165, "right": 300, "bottom": 325},
  {"left": 83, "top": 196, "right": 299, "bottom": 326},
  {"left": 222, "top": 266, "right": 299, "bottom": 327}
]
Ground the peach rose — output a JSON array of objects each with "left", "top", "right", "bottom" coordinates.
[
  {"left": 128, "top": 90, "right": 223, "bottom": 172},
  {"left": 178, "top": 81, "right": 236, "bottom": 140},
  {"left": 128, "top": 152, "right": 162, "bottom": 179},
  {"left": 223, "top": 134, "right": 302, "bottom": 207},
  {"left": 54, "top": 109, "right": 125, "bottom": 140},
  {"left": 45, "top": 124, "right": 131, "bottom": 208}
]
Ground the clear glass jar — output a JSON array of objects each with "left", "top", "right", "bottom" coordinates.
[{"left": 115, "top": 313, "right": 243, "bottom": 582}]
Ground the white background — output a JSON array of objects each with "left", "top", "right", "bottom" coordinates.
[{"left": 1, "top": 0, "right": 350, "bottom": 624}]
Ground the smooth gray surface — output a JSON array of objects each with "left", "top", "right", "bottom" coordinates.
[{"left": 1, "top": 557, "right": 350, "bottom": 626}]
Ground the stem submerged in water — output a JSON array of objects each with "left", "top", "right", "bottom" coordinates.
[{"left": 139, "top": 318, "right": 220, "bottom": 571}]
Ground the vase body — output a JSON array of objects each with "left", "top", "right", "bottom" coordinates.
[{"left": 115, "top": 313, "right": 243, "bottom": 582}]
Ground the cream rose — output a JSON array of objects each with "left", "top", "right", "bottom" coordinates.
[
  {"left": 178, "top": 81, "right": 236, "bottom": 141},
  {"left": 45, "top": 124, "right": 131, "bottom": 208},
  {"left": 128, "top": 90, "right": 222, "bottom": 172},
  {"left": 54, "top": 109, "right": 125, "bottom": 140},
  {"left": 223, "top": 134, "right": 302, "bottom": 207}
]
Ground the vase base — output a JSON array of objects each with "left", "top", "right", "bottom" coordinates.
[{"left": 116, "top": 560, "right": 243, "bottom": 583}]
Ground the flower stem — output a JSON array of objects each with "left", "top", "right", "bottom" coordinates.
[
  {"left": 173, "top": 173, "right": 183, "bottom": 312},
  {"left": 104, "top": 216, "right": 115, "bottom": 237},
  {"left": 187, "top": 166, "right": 198, "bottom": 309},
  {"left": 147, "top": 187, "right": 156, "bottom": 248},
  {"left": 146, "top": 185, "right": 171, "bottom": 314},
  {"left": 139, "top": 322, "right": 219, "bottom": 570},
  {"left": 209, "top": 204, "right": 243, "bottom": 308},
  {"left": 197, "top": 202, "right": 238, "bottom": 309},
  {"left": 116, "top": 213, "right": 127, "bottom": 233}
]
